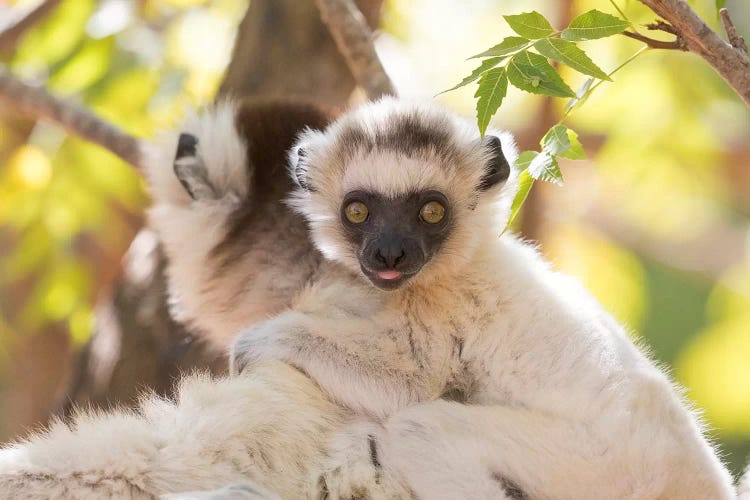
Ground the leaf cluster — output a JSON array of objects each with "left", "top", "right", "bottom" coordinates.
[{"left": 445, "top": 9, "right": 631, "bottom": 228}]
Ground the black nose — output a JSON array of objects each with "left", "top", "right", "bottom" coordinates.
[{"left": 376, "top": 243, "right": 406, "bottom": 268}]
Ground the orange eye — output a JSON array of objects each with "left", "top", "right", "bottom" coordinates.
[
  {"left": 344, "top": 201, "right": 369, "bottom": 224},
  {"left": 420, "top": 201, "right": 445, "bottom": 224}
]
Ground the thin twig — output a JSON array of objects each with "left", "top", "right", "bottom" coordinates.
[
  {"left": 0, "top": 0, "right": 62, "bottom": 54},
  {"left": 0, "top": 67, "right": 143, "bottom": 169},
  {"left": 313, "top": 0, "right": 396, "bottom": 100},
  {"left": 607, "top": 0, "right": 630, "bottom": 23},
  {"left": 719, "top": 8, "right": 748, "bottom": 53},
  {"left": 561, "top": 46, "right": 648, "bottom": 121},
  {"left": 622, "top": 30, "right": 686, "bottom": 50},
  {"left": 646, "top": 20, "right": 681, "bottom": 36}
]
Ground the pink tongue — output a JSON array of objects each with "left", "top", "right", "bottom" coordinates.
[{"left": 377, "top": 270, "right": 402, "bottom": 280}]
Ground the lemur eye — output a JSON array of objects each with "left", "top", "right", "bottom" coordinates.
[
  {"left": 344, "top": 201, "right": 369, "bottom": 224},
  {"left": 420, "top": 201, "right": 445, "bottom": 224}
]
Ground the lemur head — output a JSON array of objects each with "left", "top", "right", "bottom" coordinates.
[{"left": 288, "top": 98, "right": 517, "bottom": 291}]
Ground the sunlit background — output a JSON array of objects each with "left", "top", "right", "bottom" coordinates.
[{"left": 1, "top": 0, "right": 748, "bottom": 477}]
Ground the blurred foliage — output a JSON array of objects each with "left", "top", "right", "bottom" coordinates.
[
  {"left": 0, "top": 0, "right": 748, "bottom": 479},
  {"left": 0, "top": 0, "right": 245, "bottom": 350}
]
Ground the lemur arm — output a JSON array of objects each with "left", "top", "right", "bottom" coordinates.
[
  {"left": 317, "top": 399, "right": 734, "bottom": 500},
  {"left": 231, "top": 309, "right": 437, "bottom": 420}
]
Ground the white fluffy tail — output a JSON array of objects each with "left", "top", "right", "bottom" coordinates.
[{"left": 0, "top": 363, "right": 345, "bottom": 499}]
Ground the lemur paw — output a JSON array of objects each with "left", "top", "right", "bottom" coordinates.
[
  {"left": 230, "top": 322, "right": 293, "bottom": 376},
  {"left": 311, "top": 427, "right": 411, "bottom": 500},
  {"left": 173, "top": 133, "right": 218, "bottom": 201}
]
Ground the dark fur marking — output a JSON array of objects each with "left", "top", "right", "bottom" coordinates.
[
  {"left": 333, "top": 111, "right": 461, "bottom": 167},
  {"left": 173, "top": 133, "right": 203, "bottom": 199},
  {"left": 208, "top": 99, "right": 331, "bottom": 270},
  {"left": 317, "top": 474, "right": 330, "bottom": 500},
  {"left": 455, "top": 336, "right": 464, "bottom": 359},
  {"left": 478, "top": 135, "right": 510, "bottom": 190},
  {"left": 176, "top": 132, "right": 198, "bottom": 159},
  {"left": 492, "top": 472, "right": 529, "bottom": 500},
  {"left": 406, "top": 325, "right": 419, "bottom": 363},
  {"left": 441, "top": 361, "right": 477, "bottom": 403},
  {"left": 440, "top": 386, "right": 467, "bottom": 403},
  {"left": 368, "top": 434, "right": 381, "bottom": 469},
  {"left": 375, "top": 113, "right": 454, "bottom": 159}
]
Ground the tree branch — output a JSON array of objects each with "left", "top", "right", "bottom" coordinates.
[
  {"left": 622, "top": 30, "right": 686, "bottom": 51},
  {"left": 638, "top": 0, "right": 750, "bottom": 107},
  {"left": 0, "top": 0, "right": 62, "bottom": 54},
  {"left": 313, "top": 0, "right": 395, "bottom": 100},
  {"left": 0, "top": 66, "right": 143, "bottom": 169}
]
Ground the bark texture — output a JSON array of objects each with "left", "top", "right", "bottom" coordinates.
[{"left": 314, "top": 0, "right": 395, "bottom": 99}]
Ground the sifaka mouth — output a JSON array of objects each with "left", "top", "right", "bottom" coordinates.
[
  {"left": 361, "top": 266, "right": 416, "bottom": 290},
  {"left": 377, "top": 269, "right": 402, "bottom": 280}
]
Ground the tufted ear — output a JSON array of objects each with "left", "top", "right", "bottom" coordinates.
[{"left": 477, "top": 135, "right": 510, "bottom": 191}]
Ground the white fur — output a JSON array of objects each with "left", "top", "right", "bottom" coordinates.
[
  {"left": 0, "top": 363, "right": 346, "bottom": 499},
  {"left": 739, "top": 465, "right": 750, "bottom": 499},
  {"left": 143, "top": 100, "right": 249, "bottom": 208},
  {"left": 233, "top": 232, "right": 735, "bottom": 499}
]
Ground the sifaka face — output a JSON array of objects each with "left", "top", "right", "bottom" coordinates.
[
  {"left": 340, "top": 189, "right": 453, "bottom": 290},
  {"left": 287, "top": 98, "right": 515, "bottom": 291}
]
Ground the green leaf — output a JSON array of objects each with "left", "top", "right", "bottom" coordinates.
[
  {"left": 506, "top": 51, "right": 576, "bottom": 98},
  {"left": 564, "top": 77, "right": 594, "bottom": 113},
  {"left": 442, "top": 57, "right": 505, "bottom": 93},
  {"left": 560, "top": 128, "right": 586, "bottom": 160},
  {"left": 533, "top": 38, "right": 610, "bottom": 80},
  {"left": 528, "top": 152, "right": 563, "bottom": 185},
  {"left": 716, "top": 0, "right": 727, "bottom": 15},
  {"left": 561, "top": 10, "right": 630, "bottom": 41},
  {"left": 469, "top": 36, "right": 529, "bottom": 59},
  {"left": 506, "top": 169, "right": 534, "bottom": 231},
  {"left": 541, "top": 125, "right": 571, "bottom": 155},
  {"left": 515, "top": 151, "right": 538, "bottom": 171},
  {"left": 541, "top": 125, "right": 586, "bottom": 160},
  {"left": 503, "top": 11, "right": 555, "bottom": 39},
  {"left": 475, "top": 67, "right": 508, "bottom": 137}
]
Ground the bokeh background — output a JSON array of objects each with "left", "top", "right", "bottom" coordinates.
[{"left": 1, "top": 0, "right": 748, "bottom": 477}]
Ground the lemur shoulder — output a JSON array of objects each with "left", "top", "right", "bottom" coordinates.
[{"left": 0, "top": 98, "right": 737, "bottom": 500}]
